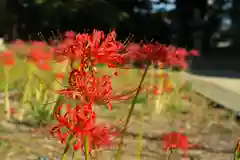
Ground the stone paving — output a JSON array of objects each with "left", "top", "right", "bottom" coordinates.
[{"left": 181, "top": 71, "right": 240, "bottom": 112}]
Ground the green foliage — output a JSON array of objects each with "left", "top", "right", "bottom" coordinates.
[
  {"left": 96, "top": 63, "right": 106, "bottom": 68},
  {"left": 133, "top": 94, "right": 147, "bottom": 105},
  {"left": 166, "top": 102, "right": 185, "bottom": 113},
  {"left": 0, "top": 139, "right": 9, "bottom": 150},
  {"left": 28, "top": 101, "right": 53, "bottom": 126},
  {"left": 0, "top": 58, "right": 27, "bottom": 91},
  {"left": 183, "top": 81, "right": 193, "bottom": 92},
  {"left": 35, "top": 0, "right": 48, "bottom": 4}
]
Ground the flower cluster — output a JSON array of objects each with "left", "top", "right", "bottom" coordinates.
[
  {"left": 50, "top": 30, "right": 137, "bottom": 153},
  {"left": 47, "top": 29, "right": 199, "bottom": 155},
  {"left": 0, "top": 28, "right": 199, "bottom": 157},
  {"left": 27, "top": 41, "right": 54, "bottom": 70},
  {"left": 0, "top": 50, "right": 15, "bottom": 66},
  {"left": 54, "top": 30, "right": 125, "bottom": 68},
  {"left": 0, "top": 28, "right": 200, "bottom": 159},
  {"left": 4, "top": 40, "right": 55, "bottom": 70},
  {"left": 123, "top": 42, "right": 198, "bottom": 69},
  {"left": 162, "top": 129, "right": 198, "bottom": 159},
  {"left": 50, "top": 104, "right": 119, "bottom": 151}
]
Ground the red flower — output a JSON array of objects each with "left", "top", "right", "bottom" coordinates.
[
  {"left": 10, "top": 39, "right": 26, "bottom": 50},
  {"left": 73, "top": 123, "right": 119, "bottom": 152},
  {"left": 48, "top": 29, "right": 201, "bottom": 158},
  {"left": 50, "top": 104, "right": 119, "bottom": 153},
  {"left": 4, "top": 107, "right": 17, "bottom": 116},
  {"left": 55, "top": 72, "right": 65, "bottom": 79},
  {"left": 65, "top": 31, "right": 76, "bottom": 39},
  {"left": 27, "top": 41, "right": 53, "bottom": 71},
  {"left": 162, "top": 130, "right": 198, "bottom": 159},
  {"left": 36, "top": 61, "right": 52, "bottom": 71},
  {"left": 50, "top": 104, "right": 96, "bottom": 144},
  {"left": 0, "top": 50, "right": 15, "bottom": 66},
  {"left": 54, "top": 30, "right": 125, "bottom": 68},
  {"left": 189, "top": 49, "right": 199, "bottom": 56},
  {"left": 182, "top": 94, "right": 190, "bottom": 100},
  {"left": 152, "top": 85, "right": 159, "bottom": 95},
  {"left": 56, "top": 68, "right": 136, "bottom": 110},
  {"left": 9, "top": 107, "right": 16, "bottom": 114},
  {"left": 12, "top": 39, "right": 25, "bottom": 46},
  {"left": 123, "top": 42, "right": 198, "bottom": 69}
]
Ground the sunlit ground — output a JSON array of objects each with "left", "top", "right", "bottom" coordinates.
[{"left": 0, "top": 44, "right": 238, "bottom": 160}]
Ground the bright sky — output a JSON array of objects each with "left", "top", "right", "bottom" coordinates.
[{"left": 151, "top": 0, "right": 176, "bottom": 13}]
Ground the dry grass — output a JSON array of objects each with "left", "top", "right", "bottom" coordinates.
[
  {"left": 95, "top": 65, "right": 191, "bottom": 121},
  {"left": 0, "top": 66, "right": 239, "bottom": 160}
]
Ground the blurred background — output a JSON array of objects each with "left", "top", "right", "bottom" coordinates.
[{"left": 0, "top": 0, "right": 239, "bottom": 74}]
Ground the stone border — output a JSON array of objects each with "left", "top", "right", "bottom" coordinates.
[{"left": 181, "top": 72, "right": 240, "bottom": 112}]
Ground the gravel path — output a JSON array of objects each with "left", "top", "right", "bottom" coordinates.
[{"left": 0, "top": 93, "right": 239, "bottom": 160}]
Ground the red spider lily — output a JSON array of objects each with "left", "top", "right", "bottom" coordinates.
[
  {"left": 35, "top": 61, "right": 52, "bottom": 71},
  {"left": 162, "top": 130, "right": 198, "bottom": 159},
  {"left": 85, "top": 30, "right": 125, "bottom": 67},
  {"left": 123, "top": 42, "right": 199, "bottom": 69},
  {"left": 9, "top": 107, "right": 16, "bottom": 114},
  {"left": 73, "top": 124, "right": 120, "bottom": 152},
  {"left": 152, "top": 85, "right": 160, "bottom": 95},
  {"left": 189, "top": 49, "right": 199, "bottom": 56},
  {"left": 4, "top": 107, "right": 17, "bottom": 116},
  {"left": 50, "top": 104, "right": 96, "bottom": 144},
  {"left": 55, "top": 72, "right": 65, "bottom": 79},
  {"left": 10, "top": 39, "right": 26, "bottom": 50},
  {"left": 27, "top": 42, "right": 53, "bottom": 71},
  {"left": 0, "top": 50, "right": 15, "bottom": 66},
  {"left": 12, "top": 39, "right": 25, "bottom": 45},
  {"left": 49, "top": 29, "right": 201, "bottom": 159},
  {"left": 65, "top": 31, "right": 76, "bottom": 39},
  {"left": 56, "top": 68, "right": 136, "bottom": 110},
  {"left": 182, "top": 94, "right": 190, "bottom": 100},
  {"left": 51, "top": 104, "right": 119, "bottom": 153},
  {"left": 54, "top": 30, "right": 125, "bottom": 68}
]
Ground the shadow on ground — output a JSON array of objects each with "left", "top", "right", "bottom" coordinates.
[{"left": 188, "top": 53, "right": 240, "bottom": 78}]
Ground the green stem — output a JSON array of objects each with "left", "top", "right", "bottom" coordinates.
[
  {"left": 166, "top": 149, "right": 173, "bottom": 160},
  {"left": 22, "top": 73, "right": 32, "bottom": 104},
  {"left": 71, "top": 137, "right": 76, "bottom": 160},
  {"left": 36, "top": 79, "right": 43, "bottom": 101},
  {"left": 3, "top": 67, "right": 10, "bottom": 120},
  {"left": 84, "top": 136, "right": 89, "bottom": 160},
  {"left": 155, "top": 69, "right": 165, "bottom": 114},
  {"left": 116, "top": 64, "right": 150, "bottom": 160},
  {"left": 61, "top": 134, "right": 74, "bottom": 160},
  {"left": 137, "top": 109, "right": 144, "bottom": 160},
  {"left": 22, "top": 63, "right": 36, "bottom": 106},
  {"left": 49, "top": 60, "right": 69, "bottom": 116},
  {"left": 72, "top": 150, "right": 75, "bottom": 160}
]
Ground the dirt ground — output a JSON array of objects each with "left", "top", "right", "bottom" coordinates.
[{"left": 0, "top": 92, "right": 239, "bottom": 160}]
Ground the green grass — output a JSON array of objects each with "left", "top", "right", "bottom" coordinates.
[
  {"left": 0, "top": 104, "right": 5, "bottom": 121},
  {"left": 0, "top": 52, "right": 189, "bottom": 125},
  {"left": 96, "top": 66, "right": 189, "bottom": 118},
  {"left": 0, "top": 58, "right": 27, "bottom": 91}
]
